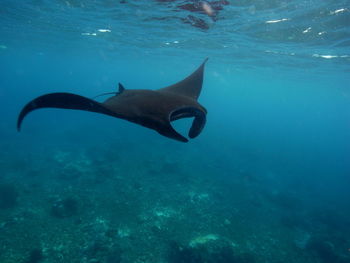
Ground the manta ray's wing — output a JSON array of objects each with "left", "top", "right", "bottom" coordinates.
[
  {"left": 159, "top": 58, "right": 208, "bottom": 100},
  {"left": 17, "top": 93, "right": 119, "bottom": 131}
]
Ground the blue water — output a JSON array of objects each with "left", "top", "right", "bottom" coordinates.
[{"left": 1, "top": 1, "right": 350, "bottom": 262}]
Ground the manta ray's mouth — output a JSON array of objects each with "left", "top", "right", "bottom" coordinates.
[{"left": 169, "top": 107, "right": 206, "bottom": 140}]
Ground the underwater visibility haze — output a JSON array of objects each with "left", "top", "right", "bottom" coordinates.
[{"left": 0, "top": 0, "right": 350, "bottom": 262}]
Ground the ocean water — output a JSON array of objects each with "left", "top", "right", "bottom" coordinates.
[{"left": 1, "top": 0, "right": 350, "bottom": 262}]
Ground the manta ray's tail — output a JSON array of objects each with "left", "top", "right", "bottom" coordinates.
[{"left": 17, "top": 93, "right": 116, "bottom": 131}]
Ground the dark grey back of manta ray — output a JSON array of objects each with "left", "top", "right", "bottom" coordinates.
[{"left": 17, "top": 58, "right": 208, "bottom": 142}]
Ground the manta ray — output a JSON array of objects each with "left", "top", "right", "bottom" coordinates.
[{"left": 17, "top": 59, "right": 208, "bottom": 142}]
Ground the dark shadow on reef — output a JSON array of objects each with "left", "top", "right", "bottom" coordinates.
[
  {"left": 50, "top": 197, "right": 79, "bottom": 218},
  {"left": 24, "top": 248, "right": 43, "bottom": 263},
  {"left": 167, "top": 241, "right": 255, "bottom": 263},
  {"left": 0, "top": 183, "right": 18, "bottom": 209},
  {"left": 306, "top": 237, "right": 350, "bottom": 263},
  {"left": 84, "top": 240, "right": 122, "bottom": 263}
]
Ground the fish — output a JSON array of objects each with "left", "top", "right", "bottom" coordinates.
[{"left": 17, "top": 58, "right": 208, "bottom": 142}]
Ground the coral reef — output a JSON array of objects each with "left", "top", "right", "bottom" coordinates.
[{"left": 0, "top": 136, "right": 349, "bottom": 263}]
